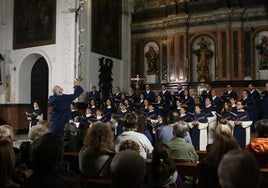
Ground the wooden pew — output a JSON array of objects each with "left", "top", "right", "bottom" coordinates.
[
  {"left": 63, "top": 152, "right": 80, "bottom": 174},
  {"left": 80, "top": 177, "right": 113, "bottom": 188},
  {"left": 173, "top": 161, "right": 199, "bottom": 188},
  {"left": 260, "top": 168, "right": 268, "bottom": 188},
  {"left": 195, "top": 150, "right": 207, "bottom": 161}
]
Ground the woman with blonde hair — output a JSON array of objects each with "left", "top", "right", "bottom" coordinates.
[
  {"left": 79, "top": 122, "right": 115, "bottom": 177},
  {"left": 0, "top": 139, "right": 19, "bottom": 188}
]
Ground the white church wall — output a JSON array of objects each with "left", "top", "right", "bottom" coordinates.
[{"left": 0, "top": 0, "right": 131, "bottom": 104}]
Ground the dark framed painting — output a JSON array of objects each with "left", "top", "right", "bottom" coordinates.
[
  {"left": 13, "top": 0, "right": 56, "bottom": 49},
  {"left": 91, "top": 0, "right": 122, "bottom": 59}
]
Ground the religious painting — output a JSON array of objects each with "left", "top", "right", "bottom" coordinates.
[
  {"left": 13, "top": 0, "right": 56, "bottom": 49},
  {"left": 91, "top": 0, "right": 122, "bottom": 59}
]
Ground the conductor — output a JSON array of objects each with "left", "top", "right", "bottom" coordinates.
[{"left": 48, "top": 79, "right": 84, "bottom": 137}]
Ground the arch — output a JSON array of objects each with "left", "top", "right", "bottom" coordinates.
[{"left": 17, "top": 52, "right": 51, "bottom": 103}]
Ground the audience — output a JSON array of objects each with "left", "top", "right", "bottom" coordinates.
[
  {"left": 0, "top": 124, "right": 15, "bottom": 144},
  {"left": 19, "top": 124, "right": 49, "bottom": 167},
  {"left": 155, "top": 113, "right": 174, "bottom": 144},
  {"left": 119, "top": 139, "right": 140, "bottom": 152},
  {"left": 167, "top": 121, "right": 198, "bottom": 162},
  {"left": 218, "top": 150, "right": 260, "bottom": 188},
  {"left": 111, "top": 149, "right": 146, "bottom": 188},
  {"left": 246, "top": 119, "right": 268, "bottom": 167},
  {"left": 0, "top": 125, "right": 20, "bottom": 166},
  {"left": 21, "top": 133, "right": 81, "bottom": 188},
  {"left": 28, "top": 124, "right": 49, "bottom": 142},
  {"left": 0, "top": 139, "right": 19, "bottom": 188},
  {"left": 197, "top": 124, "right": 240, "bottom": 188},
  {"left": 79, "top": 122, "right": 115, "bottom": 178},
  {"left": 115, "top": 113, "right": 154, "bottom": 159},
  {"left": 63, "top": 122, "right": 80, "bottom": 152},
  {"left": 76, "top": 119, "right": 89, "bottom": 148},
  {"left": 147, "top": 143, "right": 183, "bottom": 188}
]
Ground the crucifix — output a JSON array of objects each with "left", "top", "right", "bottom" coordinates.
[{"left": 131, "top": 75, "right": 144, "bottom": 89}]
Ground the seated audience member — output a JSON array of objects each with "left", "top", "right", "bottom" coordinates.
[
  {"left": 63, "top": 122, "right": 80, "bottom": 152},
  {"left": 36, "top": 120, "right": 50, "bottom": 130},
  {"left": 76, "top": 119, "right": 89, "bottom": 149},
  {"left": 0, "top": 140, "right": 19, "bottom": 188},
  {"left": 147, "top": 143, "right": 183, "bottom": 188},
  {"left": 218, "top": 150, "right": 260, "bottom": 188},
  {"left": 155, "top": 113, "right": 173, "bottom": 144},
  {"left": 119, "top": 139, "right": 140, "bottom": 152},
  {"left": 111, "top": 149, "right": 146, "bottom": 188},
  {"left": 28, "top": 124, "right": 49, "bottom": 142},
  {"left": 19, "top": 124, "right": 49, "bottom": 166},
  {"left": 115, "top": 113, "right": 154, "bottom": 159},
  {"left": 0, "top": 124, "right": 15, "bottom": 144},
  {"left": 79, "top": 122, "right": 115, "bottom": 178},
  {"left": 166, "top": 121, "right": 198, "bottom": 162},
  {"left": 136, "top": 111, "right": 154, "bottom": 145},
  {"left": 0, "top": 125, "right": 20, "bottom": 166},
  {"left": 21, "top": 133, "right": 81, "bottom": 188},
  {"left": 197, "top": 124, "right": 240, "bottom": 188},
  {"left": 246, "top": 119, "right": 268, "bottom": 167}
]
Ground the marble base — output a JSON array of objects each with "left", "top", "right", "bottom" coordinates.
[
  {"left": 146, "top": 75, "right": 158, "bottom": 84},
  {"left": 258, "top": 70, "right": 268, "bottom": 80}
]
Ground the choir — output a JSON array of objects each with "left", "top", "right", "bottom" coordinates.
[{"left": 69, "top": 83, "right": 267, "bottom": 150}]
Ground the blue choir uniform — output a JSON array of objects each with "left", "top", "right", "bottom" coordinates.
[
  {"left": 229, "top": 110, "right": 252, "bottom": 149},
  {"left": 222, "top": 90, "right": 238, "bottom": 101},
  {"left": 144, "top": 90, "right": 156, "bottom": 103},
  {"left": 212, "top": 96, "right": 224, "bottom": 113},
  {"left": 188, "top": 113, "right": 208, "bottom": 150},
  {"left": 48, "top": 85, "right": 84, "bottom": 137},
  {"left": 88, "top": 91, "right": 100, "bottom": 101},
  {"left": 249, "top": 89, "right": 260, "bottom": 130},
  {"left": 159, "top": 90, "right": 172, "bottom": 104},
  {"left": 261, "top": 90, "right": 268, "bottom": 119},
  {"left": 202, "top": 105, "right": 217, "bottom": 144},
  {"left": 27, "top": 108, "right": 43, "bottom": 127},
  {"left": 173, "top": 89, "right": 184, "bottom": 101},
  {"left": 182, "top": 96, "right": 195, "bottom": 113}
]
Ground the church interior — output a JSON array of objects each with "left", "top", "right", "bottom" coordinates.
[
  {"left": 1, "top": 0, "right": 268, "bottom": 187},
  {"left": 1, "top": 0, "right": 267, "bottom": 132}
]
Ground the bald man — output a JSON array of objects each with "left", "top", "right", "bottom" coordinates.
[{"left": 48, "top": 79, "right": 83, "bottom": 137}]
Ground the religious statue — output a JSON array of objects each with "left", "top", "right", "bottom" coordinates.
[
  {"left": 192, "top": 38, "right": 213, "bottom": 82},
  {"left": 256, "top": 36, "right": 268, "bottom": 69},
  {"left": 145, "top": 46, "right": 158, "bottom": 75}
]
